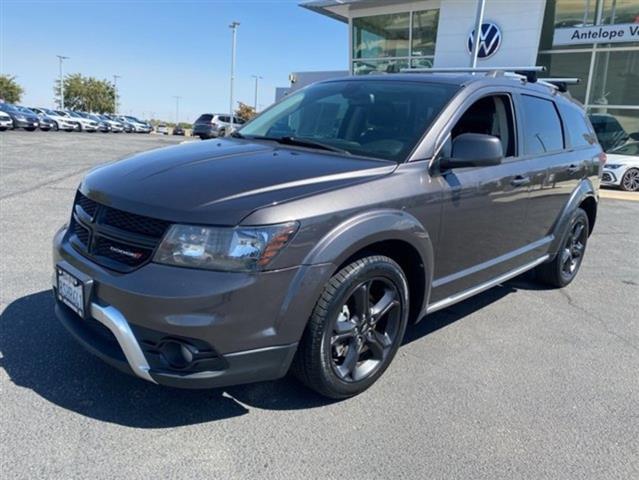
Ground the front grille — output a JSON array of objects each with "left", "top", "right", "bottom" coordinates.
[
  {"left": 69, "top": 191, "right": 169, "bottom": 272},
  {"left": 103, "top": 207, "right": 169, "bottom": 237}
]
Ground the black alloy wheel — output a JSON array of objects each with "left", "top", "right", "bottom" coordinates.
[{"left": 293, "top": 255, "right": 409, "bottom": 398}]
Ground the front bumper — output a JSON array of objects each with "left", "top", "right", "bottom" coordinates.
[
  {"left": 53, "top": 227, "right": 331, "bottom": 388},
  {"left": 601, "top": 170, "right": 621, "bottom": 186},
  {"left": 13, "top": 119, "right": 39, "bottom": 128},
  {"left": 0, "top": 119, "right": 12, "bottom": 128}
]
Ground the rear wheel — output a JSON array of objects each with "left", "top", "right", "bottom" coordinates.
[
  {"left": 621, "top": 168, "right": 639, "bottom": 192},
  {"left": 293, "top": 255, "right": 409, "bottom": 399},
  {"left": 536, "top": 208, "right": 589, "bottom": 288}
]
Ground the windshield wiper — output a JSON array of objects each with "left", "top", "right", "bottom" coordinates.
[{"left": 273, "top": 136, "right": 351, "bottom": 155}]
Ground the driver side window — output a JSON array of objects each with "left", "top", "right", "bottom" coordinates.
[{"left": 448, "top": 94, "right": 517, "bottom": 158}]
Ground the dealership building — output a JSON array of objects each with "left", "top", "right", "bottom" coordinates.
[{"left": 298, "top": 0, "right": 639, "bottom": 136}]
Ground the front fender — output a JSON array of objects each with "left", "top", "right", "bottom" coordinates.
[
  {"left": 303, "top": 209, "right": 434, "bottom": 319},
  {"left": 548, "top": 178, "right": 598, "bottom": 256}
]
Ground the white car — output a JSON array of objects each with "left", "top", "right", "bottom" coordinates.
[
  {"left": 65, "top": 111, "right": 99, "bottom": 132},
  {"left": 31, "top": 108, "right": 78, "bottom": 131},
  {"left": 120, "top": 116, "right": 152, "bottom": 133},
  {"left": 98, "top": 115, "right": 124, "bottom": 132},
  {"left": 602, "top": 142, "right": 639, "bottom": 192},
  {"left": 156, "top": 124, "right": 169, "bottom": 135},
  {"left": 0, "top": 111, "right": 12, "bottom": 130}
]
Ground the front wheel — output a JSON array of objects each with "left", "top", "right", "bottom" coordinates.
[
  {"left": 293, "top": 255, "right": 409, "bottom": 399},
  {"left": 536, "top": 208, "right": 589, "bottom": 288},
  {"left": 621, "top": 168, "right": 639, "bottom": 192}
]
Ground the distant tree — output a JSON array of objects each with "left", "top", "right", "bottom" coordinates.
[
  {"left": 54, "top": 74, "right": 115, "bottom": 112},
  {"left": 0, "top": 75, "right": 24, "bottom": 103},
  {"left": 235, "top": 102, "right": 257, "bottom": 122}
]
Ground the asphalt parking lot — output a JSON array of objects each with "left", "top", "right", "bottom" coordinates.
[{"left": 1, "top": 131, "right": 638, "bottom": 479}]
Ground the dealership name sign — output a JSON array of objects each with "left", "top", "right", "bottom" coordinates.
[{"left": 554, "top": 23, "right": 639, "bottom": 46}]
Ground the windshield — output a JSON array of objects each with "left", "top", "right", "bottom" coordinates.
[
  {"left": 239, "top": 80, "right": 458, "bottom": 161},
  {"left": 0, "top": 103, "right": 17, "bottom": 112},
  {"left": 611, "top": 142, "right": 639, "bottom": 156}
]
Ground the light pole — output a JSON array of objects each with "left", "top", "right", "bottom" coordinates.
[
  {"left": 251, "top": 75, "right": 263, "bottom": 111},
  {"left": 113, "top": 75, "right": 121, "bottom": 114},
  {"left": 469, "top": 0, "right": 486, "bottom": 69},
  {"left": 228, "top": 21, "right": 240, "bottom": 135},
  {"left": 56, "top": 55, "right": 69, "bottom": 109},
  {"left": 173, "top": 96, "right": 181, "bottom": 124}
]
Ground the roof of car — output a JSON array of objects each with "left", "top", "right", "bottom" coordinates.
[{"left": 318, "top": 72, "right": 576, "bottom": 102}]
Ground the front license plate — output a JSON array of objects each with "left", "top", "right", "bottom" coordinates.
[{"left": 57, "top": 268, "right": 85, "bottom": 318}]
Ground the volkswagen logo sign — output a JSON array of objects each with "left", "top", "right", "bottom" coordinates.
[{"left": 467, "top": 22, "right": 502, "bottom": 58}]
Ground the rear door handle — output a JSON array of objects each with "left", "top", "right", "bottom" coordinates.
[
  {"left": 567, "top": 164, "right": 580, "bottom": 173},
  {"left": 511, "top": 175, "right": 531, "bottom": 187}
]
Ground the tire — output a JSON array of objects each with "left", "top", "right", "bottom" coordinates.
[
  {"left": 536, "top": 208, "right": 589, "bottom": 288},
  {"left": 25, "top": 127, "right": 36, "bottom": 131},
  {"left": 620, "top": 168, "right": 639, "bottom": 192},
  {"left": 292, "top": 255, "right": 409, "bottom": 399},
  {"left": 53, "top": 122, "right": 59, "bottom": 131}
]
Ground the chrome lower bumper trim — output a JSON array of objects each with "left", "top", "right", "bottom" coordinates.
[{"left": 90, "top": 303, "right": 156, "bottom": 383}]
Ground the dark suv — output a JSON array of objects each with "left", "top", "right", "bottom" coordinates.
[{"left": 53, "top": 73, "right": 602, "bottom": 398}]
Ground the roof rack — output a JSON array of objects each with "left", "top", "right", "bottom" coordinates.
[{"left": 399, "top": 66, "right": 580, "bottom": 93}]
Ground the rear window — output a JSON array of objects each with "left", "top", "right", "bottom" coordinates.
[
  {"left": 521, "top": 95, "right": 564, "bottom": 155},
  {"left": 196, "top": 114, "right": 213, "bottom": 123},
  {"left": 559, "top": 104, "right": 597, "bottom": 148}
]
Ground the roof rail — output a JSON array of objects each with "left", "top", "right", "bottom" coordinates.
[
  {"left": 538, "top": 78, "right": 580, "bottom": 92},
  {"left": 399, "top": 66, "right": 546, "bottom": 81}
]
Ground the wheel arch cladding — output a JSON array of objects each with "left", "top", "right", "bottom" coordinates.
[
  {"left": 549, "top": 178, "right": 598, "bottom": 255},
  {"left": 303, "top": 209, "right": 434, "bottom": 323}
]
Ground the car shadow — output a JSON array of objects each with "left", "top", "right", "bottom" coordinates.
[{"left": 1, "top": 276, "right": 539, "bottom": 428}]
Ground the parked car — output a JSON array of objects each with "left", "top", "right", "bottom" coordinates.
[
  {"left": 589, "top": 113, "right": 639, "bottom": 152},
  {"left": 53, "top": 73, "right": 602, "bottom": 398},
  {"left": 192, "top": 113, "right": 245, "bottom": 139},
  {"left": 0, "top": 110, "right": 14, "bottom": 130},
  {"left": 121, "top": 116, "right": 152, "bottom": 133},
  {"left": 173, "top": 124, "right": 185, "bottom": 136},
  {"left": 110, "top": 115, "right": 134, "bottom": 133},
  {"left": 31, "top": 108, "right": 78, "bottom": 131},
  {"left": 601, "top": 142, "right": 639, "bottom": 191},
  {"left": 53, "top": 110, "right": 81, "bottom": 131},
  {"left": 98, "top": 115, "right": 124, "bottom": 133},
  {"left": 0, "top": 102, "right": 39, "bottom": 130},
  {"left": 80, "top": 113, "right": 110, "bottom": 133},
  {"left": 156, "top": 124, "right": 169, "bottom": 135},
  {"left": 65, "top": 111, "right": 99, "bottom": 132},
  {"left": 17, "top": 106, "right": 54, "bottom": 131}
]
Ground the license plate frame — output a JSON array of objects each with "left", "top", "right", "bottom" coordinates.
[{"left": 56, "top": 266, "right": 87, "bottom": 318}]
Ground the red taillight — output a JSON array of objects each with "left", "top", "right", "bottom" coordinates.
[{"left": 598, "top": 152, "right": 607, "bottom": 165}]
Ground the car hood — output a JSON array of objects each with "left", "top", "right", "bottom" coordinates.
[
  {"left": 605, "top": 153, "right": 639, "bottom": 166},
  {"left": 81, "top": 138, "right": 396, "bottom": 225}
]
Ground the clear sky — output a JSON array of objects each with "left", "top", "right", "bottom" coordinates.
[{"left": 1, "top": 0, "right": 347, "bottom": 121}]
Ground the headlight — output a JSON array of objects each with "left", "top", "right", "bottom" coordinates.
[
  {"left": 16, "top": 115, "right": 26, "bottom": 121},
  {"left": 604, "top": 164, "right": 623, "bottom": 169},
  {"left": 154, "top": 222, "right": 299, "bottom": 272}
]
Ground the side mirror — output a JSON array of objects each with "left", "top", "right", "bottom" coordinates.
[
  {"left": 440, "top": 133, "right": 504, "bottom": 169},
  {"left": 629, "top": 132, "right": 639, "bottom": 141}
]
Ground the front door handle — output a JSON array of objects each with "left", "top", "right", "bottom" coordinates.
[
  {"left": 567, "top": 164, "right": 580, "bottom": 173},
  {"left": 511, "top": 175, "right": 531, "bottom": 187}
]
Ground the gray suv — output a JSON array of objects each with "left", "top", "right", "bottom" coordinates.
[{"left": 53, "top": 73, "right": 603, "bottom": 398}]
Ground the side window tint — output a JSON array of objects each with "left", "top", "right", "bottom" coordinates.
[
  {"left": 451, "top": 95, "right": 516, "bottom": 157},
  {"left": 559, "top": 104, "right": 597, "bottom": 148},
  {"left": 521, "top": 95, "right": 564, "bottom": 155}
]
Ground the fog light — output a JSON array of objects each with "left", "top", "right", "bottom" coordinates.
[{"left": 159, "top": 340, "right": 198, "bottom": 369}]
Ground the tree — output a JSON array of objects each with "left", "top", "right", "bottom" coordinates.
[
  {"left": 235, "top": 102, "right": 257, "bottom": 122},
  {"left": 54, "top": 74, "right": 115, "bottom": 112},
  {"left": 0, "top": 75, "right": 24, "bottom": 103}
]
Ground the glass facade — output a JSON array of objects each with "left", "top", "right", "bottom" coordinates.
[
  {"left": 538, "top": 0, "right": 639, "bottom": 152},
  {"left": 352, "top": 9, "right": 439, "bottom": 75}
]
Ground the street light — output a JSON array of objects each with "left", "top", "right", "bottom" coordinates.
[
  {"left": 113, "top": 75, "right": 121, "bottom": 114},
  {"left": 251, "top": 75, "right": 263, "bottom": 111},
  {"left": 228, "top": 21, "right": 240, "bottom": 136},
  {"left": 173, "top": 96, "right": 181, "bottom": 124},
  {"left": 56, "top": 55, "right": 69, "bottom": 109}
]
